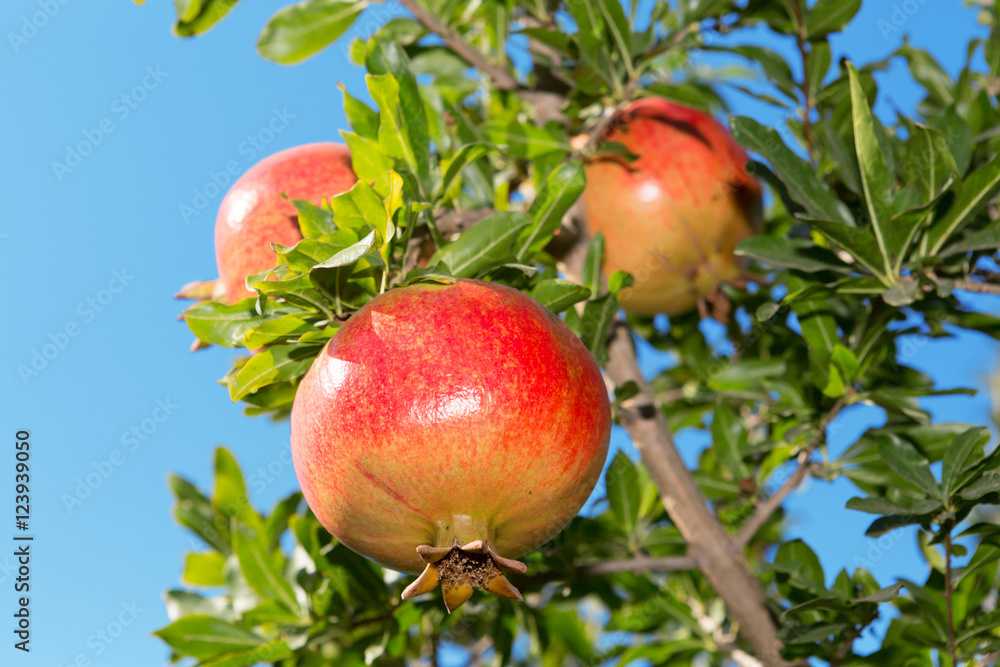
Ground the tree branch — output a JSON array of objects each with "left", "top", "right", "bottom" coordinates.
[
  {"left": 576, "top": 554, "right": 697, "bottom": 575},
  {"left": 736, "top": 394, "right": 850, "bottom": 548},
  {"left": 396, "top": 0, "right": 520, "bottom": 92},
  {"left": 954, "top": 278, "right": 1000, "bottom": 295},
  {"left": 601, "top": 322, "right": 787, "bottom": 666}
]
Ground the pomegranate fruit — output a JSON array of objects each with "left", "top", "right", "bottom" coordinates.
[
  {"left": 583, "top": 97, "right": 763, "bottom": 316},
  {"left": 290, "top": 279, "right": 611, "bottom": 611},
  {"left": 215, "top": 143, "right": 357, "bottom": 304}
]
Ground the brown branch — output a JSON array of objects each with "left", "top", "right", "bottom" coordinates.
[
  {"left": 736, "top": 394, "right": 850, "bottom": 548},
  {"left": 600, "top": 322, "right": 786, "bottom": 665},
  {"left": 397, "top": 0, "right": 520, "bottom": 92},
  {"left": 954, "top": 278, "right": 1000, "bottom": 295},
  {"left": 576, "top": 554, "right": 697, "bottom": 575}
]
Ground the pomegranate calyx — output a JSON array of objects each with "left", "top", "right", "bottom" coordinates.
[
  {"left": 175, "top": 278, "right": 224, "bottom": 301},
  {"left": 401, "top": 538, "right": 526, "bottom": 613}
]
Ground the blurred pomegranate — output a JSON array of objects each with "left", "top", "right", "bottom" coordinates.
[
  {"left": 583, "top": 97, "right": 762, "bottom": 316},
  {"left": 215, "top": 143, "right": 356, "bottom": 303}
]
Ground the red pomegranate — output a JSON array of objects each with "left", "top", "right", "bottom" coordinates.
[
  {"left": 215, "top": 143, "right": 357, "bottom": 304},
  {"left": 290, "top": 279, "right": 611, "bottom": 611},
  {"left": 583, "top": 97, "right": 763, "bottom": 316}
]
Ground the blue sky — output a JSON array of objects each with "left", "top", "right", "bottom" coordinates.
[{"left": 0, "top": 1, "right": 996, "bottom": 665}]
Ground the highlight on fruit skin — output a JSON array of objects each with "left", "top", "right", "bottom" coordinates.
[
  {"left": 290, "top": 279, "right": 612, "bottom": 612},
  {"left": 583, "top": 97, "right": 763, "bottom": 316},
  {"left": 214, "top": 142, "right": 357, "bottom": 304}
]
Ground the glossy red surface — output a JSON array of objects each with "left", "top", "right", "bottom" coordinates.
[
  {"left": 214, "top": 143, "right": 357, "bottom": 303},
  {"left": 584, "top": 97, "right": 763, "bottom": 315},
  {"left": 291, "top": 280, "right": 611, "bottom": 573}
]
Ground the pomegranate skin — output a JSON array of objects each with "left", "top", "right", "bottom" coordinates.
[
  {"left": 583, "top": 97, "right": 763, "bottom": 316},
  {"left": 291, "top": 279, "right": 611, "bottom": 574},
  {"left": 215, "top": 143, "right": 357, "bottom": 304}
]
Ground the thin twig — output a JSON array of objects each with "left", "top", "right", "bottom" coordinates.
[
  {"left": 736, "top": 393, "right": 851, "bottom": 548},
  {"left": 397, "top": 0, "right": 520, "bottom": 92},
  {"left": 953, "top": 279, "right": 1000, "bottom": 295},
  {"left": 576, "top": 554, "right": 697, "bottom": 575}
]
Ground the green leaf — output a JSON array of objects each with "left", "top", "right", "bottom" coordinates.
[
  {"left": 805, "top": 41, "right": 832, "bottom": 100},
  {"left": 183, "top": 552, "right": 228, "bottom": 587},
  {"left": 942, "top": 427, "right": 989, "bottom": 496},
  {"left": 243, "top": 314, "right": 313, "bottom": 349},
  {"left": 199, "top": 639, "right": 293, "bottom": 667},
  {"left": 264, "top": 491, "right": 302, "bottom": 552},
  {"left": 528, "top": 279, "right": 591, "bottom": 313},
  {"left": 877, "top": 435, "right": 943, "bottom": 500},
  {"left": 848, "top": 63, "right": 893, "bottom": 277},
  {"left": 174, "top": 0, "right": 203, "bottom": 23},
  {"left": 368, "top": 73, "right": 424, "bottom": 182},
  {"left": 774, "top": 539, "right": 825, "bottom": 589},
  {"left": 213, "top": 447, "right": 262, "bottom": 533},
  {"left": 566, "top": 0, "right": 618, "bottom": 91},
  {"left": 802, "top": 218, "right": 891, "bottom": 282},
  {"left": 291, "top": 199, "right": 337, "bottom": 238},
  {"left": 905, "top": 124, "right": 959, "bottom": 203},
  {"left": 339, "top": 131, "right": 393, "bottom": 188},
  {"left": 365, "top": 39, "right": 432, "bottom": 189},
  {"left": 185, "top": 301, "right": 296, "bottom": 349},
  {"left": 713, "top": 45, "right": 798, "bottom": 100},
  {"left": 940, "top": 227, "right": 1000, "bottom": 257},
  {"left": 805, "top": 0, "right": 861, "bottom": 39},
  {"left": 173, "top": 0, "right": 240, "bottom": 37},
  {"left": 171, "top": 475, "right": 231, "bottom": 554},
  {"left": 735, "top": 236, "right": 849, "bottom": 272},
  {"left": 898, "top": 40, "right": 954, "bottom": 107},
  {"left": 583, "top": 232, "right": 605, "bottom": 296},
  {"left": 864, "top": 513, "right": 926, "bottom": 537},
  {"left": 845, "top": 496, "right": 941, "bottom": 516},
  {"left": 594, "top": 0, "right": 633, "bottom": 78},
  {"left": 229, "top": 345, "right": 319, "bottom": 401},
  {"left": 257, "top": 0, "right": 367, "bottom": 64},
  {"left": 607, "top": 270, "right": 634, "bottom": 296},
  {"left": 926, "top": 152, "right": 1000, "bottom": 254},
  {"left": 517, "top": 160, "right": 586, "bottom": 261},
  {"left": 337, "top": 83, "right": 379, "bottom": 140},
  {"left": 437, "top": 142, "right": 496, "bottom": 202},
  {"left": 730, "top": 116, "right": 852, "bottom": 225},
  {"left": 711, "top": 404, "right": 751, "bottom": 480},
  {"left": 605, "top": 452, "right": 641, "bottom": 540},
  {"left": 154, "top": 615, "right": 266, "bottom": 660},
  {"left": 233, "top": 525, "right": 301, "bottom": 615},
  {"left": 163, "top": 589, "right": 232, "bottom": 621},
  {"left": 433, "top": 212, "right": 531, "bottom": 278},
  {"left": 933, "top": 107, "right": 973, "bottom": 176},
  {"left": 578, "top": 293, "right": 618, "bottom": 364}
]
